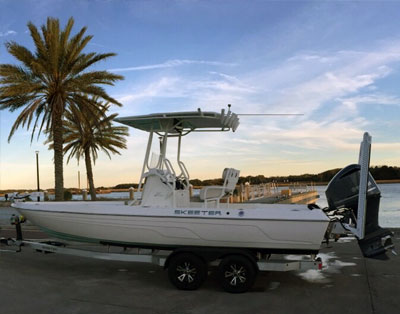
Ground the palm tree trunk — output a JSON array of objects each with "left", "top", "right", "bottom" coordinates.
[
  {"left": 53, "top": 114, "right": 64, "bottom": 201},
  {"left": 85, "top": 148, "right": 97, "bottom": 201}
]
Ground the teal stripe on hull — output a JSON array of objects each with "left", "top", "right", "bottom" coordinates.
[
  {"left": 39, "top": 226, "right": 102, "bottom": 243},
  {"left": 37, "top": 226, "right": 180, "bottom": 248}
]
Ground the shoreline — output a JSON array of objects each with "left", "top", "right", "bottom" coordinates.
[{"left": 1, "top": 179, "right": 400, "bottom": 195}]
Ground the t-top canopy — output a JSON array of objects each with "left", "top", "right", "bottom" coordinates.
[{"left": 114, "top": 108, "right": 239, "bottom": 133}]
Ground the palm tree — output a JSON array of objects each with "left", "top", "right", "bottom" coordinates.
[
  {"left": 60, "top": 99, "right": 129, "bottom": 201},
  {"left": 0, "top": 17, "right": 123, "bottom": 200}
]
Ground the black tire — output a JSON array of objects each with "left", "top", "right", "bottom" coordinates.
[
  {"left": 168, "top": 253, "right": 207, "bottom": 290},
  {"left": 218, "top": 255, "right": 257, "bottom": 293}
]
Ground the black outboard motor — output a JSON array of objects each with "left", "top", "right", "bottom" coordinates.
[{"left": 326, "top": 164, "right": 394, "bottom": 258}]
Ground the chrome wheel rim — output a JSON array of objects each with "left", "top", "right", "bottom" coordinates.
[
  {"left": 176, "top": 262, "right": 197, "bottom": 283},
  {"left": 224, "top": 264, "right": 247, "bottom": 286}
]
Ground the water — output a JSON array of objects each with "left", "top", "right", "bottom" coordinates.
[
  {"left": 315, "top": 183, "right": 400, "bottom": 228},
  {"left": 71, "top": 191, "right": 133, "bottom": 200},
  {"left": 0, "top": 191, "right": 135, "bottom": 201}
]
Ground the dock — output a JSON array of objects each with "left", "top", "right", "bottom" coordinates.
[{"left": 229, "top": 182, "right": 319, "bottom": 205}]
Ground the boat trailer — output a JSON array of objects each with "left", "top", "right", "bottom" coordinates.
[{"left": 1, "top": 216, "right": 322, "bottom": 293}]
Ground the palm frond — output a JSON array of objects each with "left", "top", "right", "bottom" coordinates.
[
  {"left": 1, "top": 17, "right": 124, "bottom": 200},
  {"left": 61, "top": 96, "right": 128, "bottom": 164},
  {"left": 4, "top": 42, "right": 35, "bottom": 69}
]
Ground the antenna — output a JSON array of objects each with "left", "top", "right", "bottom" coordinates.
[
  {"left": 237, "top": 113, "right": 303, "bottom": 116},
  {"left": 226, "top": 104, "right": 303, "bottom": 116}
]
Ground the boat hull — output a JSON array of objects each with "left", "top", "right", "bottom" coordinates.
[{"left": 12, "top": 202, "right": 330, "bottom": 253}]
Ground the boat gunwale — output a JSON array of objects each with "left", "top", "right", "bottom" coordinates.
[{"left": 15, "top": 207, "right": 330, "bottom": 223}]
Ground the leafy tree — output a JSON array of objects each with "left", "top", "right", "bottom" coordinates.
[
  {"left": 0, "top": 17, "right": 123, "bottom": 200},
  {"left": 114, "top": 183, "right": 138, "bottom": 189},
  {"left": 189, "top": 166, "right": 400, "bottom": 186},
  {"left": 60, "top": 99, "right": 129, "bottom": 201}
]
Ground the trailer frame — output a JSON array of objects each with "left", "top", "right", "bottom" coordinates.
[{"left": 1, "top": 224, "right": 322, "bottom": 293}]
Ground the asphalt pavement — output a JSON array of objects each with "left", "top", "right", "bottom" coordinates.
[{"left": 0, "top": 206, "right": 399, "bottom": 314}]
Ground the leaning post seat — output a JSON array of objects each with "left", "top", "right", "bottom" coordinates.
[
  {"left": 200, "top": 168, "right": 240, "bottom": 207},
  {"left": 140, "top": 168, "right": 176, "bottom": 207}
]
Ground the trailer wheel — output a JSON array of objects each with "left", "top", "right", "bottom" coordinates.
[
  {"left": 168, "top": 253, "right": 207, "bottom": 290},
  {"left": 218, "top": 255, "right": 257, "bottom": 293}
]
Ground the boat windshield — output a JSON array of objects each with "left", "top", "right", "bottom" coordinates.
[{"left": 149, "top": 153, "right": 161, "bottom": 169}]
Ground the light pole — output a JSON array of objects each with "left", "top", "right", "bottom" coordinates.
[{"left": 35, "top": 151, "right": 40, "bottom": 192}]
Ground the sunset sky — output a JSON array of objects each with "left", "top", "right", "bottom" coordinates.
[{"left": 1, "top": 0, "right": 400, "bottom": 190}]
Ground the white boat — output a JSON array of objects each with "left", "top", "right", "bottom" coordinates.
[
  {"left": 13, "top": 107, "right": 330, "bottom": 254},
  {"left": 13, "top": 202, "right": 329, "bottom": 253},
  {"left": 11, "top": 107, "right": 393, "bottom": 258},
  {"left": 9, "top": 107, "right": 395, "bottom": 293}
]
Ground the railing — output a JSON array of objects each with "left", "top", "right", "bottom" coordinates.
[
  {"left": 236, "top": 183, "right": 278, "bottom": 202},
  {"left": 235, "top": 182, "right": 316, "bottom": 202}
]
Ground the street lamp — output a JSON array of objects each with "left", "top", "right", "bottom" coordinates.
[{"left": 35, "top": 151, "right": 40, "bottom": 192}]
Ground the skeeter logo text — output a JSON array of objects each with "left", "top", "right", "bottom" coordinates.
[{"left": 174, "top": 210, "right": 222, "bottom": 216}]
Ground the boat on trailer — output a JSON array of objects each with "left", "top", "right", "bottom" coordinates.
[
  {"left": 8, "top": 106, "right": 395, "bottom": 292},
  {"left": 11, "top": 108, "right": 329, "bottom": 254}
]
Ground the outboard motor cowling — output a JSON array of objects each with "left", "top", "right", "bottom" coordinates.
[{"left": 326, "top": 164, "right": 394, "bottom": 258}]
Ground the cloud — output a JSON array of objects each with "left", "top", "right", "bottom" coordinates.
[
  {"left": 115, "top": 73, "right": 256, "bottom": 111},
  {"left": 117, "top": 76, "right": 181, "bottom": 104},
  {"left": 261, "top": 59, "right": 395, "bottom": 117},
  {"left": 113, "top": 41, "right": 400, "bottom": 118},
  {"left": 239, "top": 119, "right": 366, "bottom": 151},
  {"left": 110, "top": 40, "right": 400, "bottom": 176},
  {"left": 0, "top": 30, "right": 16, "bottom": 37},
  {"left": 287, "top": 53, "right": 337, "bottom": 64},
  {"left": 338, "top": 94, "right": 400, "bottom": 107},
  {"left": 109, "top": 59, "right": 237, "bottom": 72},
  {"left": 373, "top": 142, "right": 400, "bottom": 150},
  {"left": 326, "top": 93, "right": 400, "bottom": 122}
]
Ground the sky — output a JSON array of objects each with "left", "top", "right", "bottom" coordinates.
[{"left": 0, "top": 0, "right": 400, "bottom": 190}]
